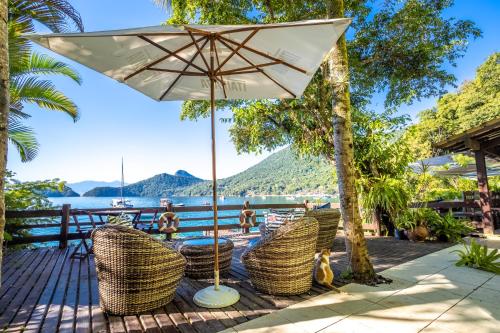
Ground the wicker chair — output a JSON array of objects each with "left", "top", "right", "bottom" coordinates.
[
  {"left": 91, "top": 225, "right": 186, "bottom": 315},
  {"left": 241, "top": 217, "right": 319, "bottom": 295},
  {"left": 305, "top": 208, "right": 341, "bottom": 252}
]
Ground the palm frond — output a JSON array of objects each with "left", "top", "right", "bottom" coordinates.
[
  {"left": 11, "top": 52, "right": 82, "bottom": 84},
  {"left": 8, "top": 0, "right": 84, "bottom": 33},
  {"left": 8, "top": 117, "right": 40, "bottom": 162},
  {"left": 152, "top": 0, "right": 172, "bottom": 10},
  {"left": 10, "top": 77, "right": 79, "bottom": 121}
]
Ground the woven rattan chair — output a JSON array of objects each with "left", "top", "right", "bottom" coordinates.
[
  {"left": 241, "top": 217, "right": 319, "bottom": 295},
  {"left": 305, "top": 208, "right": 341, "bottom": 252},
  {"left": 91, "top": 225, "right": 186, "bottom": 315}
]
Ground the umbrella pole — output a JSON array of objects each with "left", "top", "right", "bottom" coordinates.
[
  {"left": 193, "top": 34, "right": 239, "bottom": 308},
  {"left": 210, "top": 54, "right": 220, "bottom": 291}
]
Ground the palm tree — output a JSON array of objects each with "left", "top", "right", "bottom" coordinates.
[{"left": 8, "top": 0, "right": 83, "bottom": 161}]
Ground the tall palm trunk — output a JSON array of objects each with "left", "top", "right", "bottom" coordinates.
[
  {"left": 327, "top": 0, "right": 375, "bottom": 282},
  {"left": 0, "top": 0, "right": 9, "bottom": 286}
]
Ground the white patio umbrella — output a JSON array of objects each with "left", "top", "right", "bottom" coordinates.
[{"left": 27, "top": 18, "right": 351, "bottom": 308}]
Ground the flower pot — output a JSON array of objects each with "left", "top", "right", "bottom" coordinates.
[
  {"left": 407, "top": 226, "right": 428, "bottom": 242},
  {"left": 394, "top": 229, "right": 408, "bottom": 240}
]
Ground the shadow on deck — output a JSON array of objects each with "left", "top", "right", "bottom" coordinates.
[{"left": 0, "top": 235, "right": 451, "bottom": 333}]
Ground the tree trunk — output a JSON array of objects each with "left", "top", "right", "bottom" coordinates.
[
  {"left": 0, "top": 0, "right": 9, "bottom": 286},
  {"left": 327, "top": 0, "right": 375, "bottom": 282}
]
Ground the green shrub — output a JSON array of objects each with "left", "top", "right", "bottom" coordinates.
[
  {"left": 428, "top": 212, "right": 474, "bottom": 242},
  {"left": 394, "top": 208, "right": 440, "bottom": 230},
  {"left": 453, "top": 239, "right": 500, "bottom": 274}
]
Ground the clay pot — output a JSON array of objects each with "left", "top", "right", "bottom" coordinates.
[{"left": 406, "top": 226, "right": 429, "bottom": 242}]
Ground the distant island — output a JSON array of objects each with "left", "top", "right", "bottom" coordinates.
[{"left": 47, "top": 147, "right": 337, "bottom": 198}]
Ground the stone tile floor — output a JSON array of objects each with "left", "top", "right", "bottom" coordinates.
[{"left": 221, "top": 236, "right": 500, "bottom": 333}]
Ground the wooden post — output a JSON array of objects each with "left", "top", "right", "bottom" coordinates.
[
  {"left": 59, "top": 204, "right": 70, "bottom": 249},
  {"left": 475, "top": 150, "right": 494, "bottom": 234},
  {"left": 166, "top": 202, "right": 173, "bottom": 241},
  {"left": 304, "top": 199, "right": 309, "bottom": 211}
]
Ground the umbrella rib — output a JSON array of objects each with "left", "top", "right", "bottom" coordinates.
[
  {"left": 217, "top": 37, "right": 296, "bottom": 98},
  {"left": 214, "top": 29, "right": 259, "bottom": 73},
  {"left": 188, "top": 31, "right": 210, "bottom": 72},
  {"left": 124, "top": 35, "right": 206, "bottom": 81},
  {"left": 158, "top": 38, "right": 210, "bottom": 100},
  {"left": 218, "top": 35, "right": 307, "bottom": 75},
  {"left": 138, "top": 35, "right": 207, "bottom": 74},
  {"left": 147, "top": 68, "right": 205, "bottom": 76},
  {"left": 218, "top": 61, "right": 281, "bottom": 75},
  {"left": 213, "top": 41, "right": 227, "bottom": 99}
]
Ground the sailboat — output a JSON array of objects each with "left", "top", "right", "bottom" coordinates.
[{"left": 111, "top": 158, "right": 133, "bottom": 208}]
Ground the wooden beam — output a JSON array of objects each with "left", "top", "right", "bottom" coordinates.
[
  {"left": 475, "top": 149, "right": 494, "bottom": 234},
  {"left": 147, "top": 68, "right": 205, "bottom": 76},
  {"left": 218, "top": 35, "right": 307, "bottom": 74},
  {"left": 138, "top": 35, "right": 207, "bottom": 74},
  {"left": 158, "top": 38, "right": 210, "bottom": 100},
  {"left": 465, "top": 136, "right": 481, "bottom": 151},
  {"left": 217, "top": 37, "right": 296, "bottom": 98},
  {"left": 124, "top": 35, "right": 206, "bottom": 81},
  {"left": 215, "top": 29, "right": 259, "bottom": 73},
  {"left": 217, "top": 61, "right": 281, "bottom": 75},
  {"left": 187, "top": 31, "right": 210, "bottom": 72}
]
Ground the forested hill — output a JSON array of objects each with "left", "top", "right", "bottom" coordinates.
[
  {"left": 83, "top": 148, "right": 337, "bottom": 197},
  {"left": 83, "top": 170, "right": 204, "bottom": 197},
  {"left": 179, "top": 147, "right": 337, "bottom": 196}
]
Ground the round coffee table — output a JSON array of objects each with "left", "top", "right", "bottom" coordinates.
[{"left": 175, "top": 237, "right": 234, "bottom": 279}]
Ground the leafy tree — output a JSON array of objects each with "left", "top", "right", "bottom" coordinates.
[
  {"left": 8, "top": 0, "right": 83, "bottom": 161},
  {"left": 4, "top": 170, "right": 62, "bottom": 243},
  {"left": 164, "top": 0, "right": 480, "bottom": 282},
  {"left": 405, "top": 52, "right": 500, "bottom": 159},
  {"left": 0, "top": 0, "right": 9, "bottom": 287}
]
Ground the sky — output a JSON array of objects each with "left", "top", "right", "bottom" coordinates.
[{"left": 7, "top": 0, "right": 500, "bottom": 183}]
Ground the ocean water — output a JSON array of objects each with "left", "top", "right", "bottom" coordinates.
[{"left": 29, "top": 196, "right": 335, "bottom": 245}]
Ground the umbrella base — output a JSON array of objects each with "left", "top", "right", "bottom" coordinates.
[{"left": 193, "top": 285, "right": 240, "bottom": 308}]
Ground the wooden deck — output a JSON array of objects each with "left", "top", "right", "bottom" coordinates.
[{"left": 0, "top": 236, "right": 451, "bottom": 333}]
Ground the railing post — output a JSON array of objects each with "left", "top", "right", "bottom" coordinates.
[
  {"left": 59, "top": 204, "right": 70, "bottom": 249},
  {"left": 304, "top": 199, "right": 309, "bottom": 211},
  {"left": 166, "top": 202, "right": 173, "bottom": 241}
]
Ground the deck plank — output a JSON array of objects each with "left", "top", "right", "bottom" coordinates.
[
  {"left": 40, "top": 248, "right": 74, "bottom": 332},
  {"left": 58, "top": 258, "right": 80, "bottom": 332},
  {"left": 75, "top": 257, "right": 91, "bottom": 333},
  {"left": 0, "top": 236, "right": 452, "bottom": 333},
  {"left": 12, "top": 248, "right": 69, "bottom": 333},
  {"left": 0, "top": 249, "right": 55, "bottom": 329}
]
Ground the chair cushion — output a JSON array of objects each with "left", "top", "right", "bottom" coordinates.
[{"left": 263, "top": 208, "right": 305, "bottom": 236}]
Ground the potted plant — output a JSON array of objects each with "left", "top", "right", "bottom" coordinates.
[
  {"left": 428, "top": 212, "right": 474, "bottom": 242},
  {"left": 395, "top": 208, "right": 438, "bottom": 242}
]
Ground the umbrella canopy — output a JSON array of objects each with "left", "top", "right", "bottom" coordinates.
[
  {"left": 28, "top": 19, "right": 351, "bottom": 101},
  {"left": 26, "top": 18, "right": 351, "bottom": 308}
]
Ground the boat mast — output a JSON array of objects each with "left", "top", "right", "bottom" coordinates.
[{"left": 120, "top": 157, "right": 124, "bottom": 202}]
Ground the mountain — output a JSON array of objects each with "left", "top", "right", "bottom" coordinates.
[
  {"left": 43, "top": 185, "right": 80, "bottom": 197},
  {"left": 83, "top": 170, "right": 204, "bottom": 197},
  {"left": 68, "top": 180, "right": 124, "bottom": 195},
  {"left": 180, "top": 147, "right": 337, "bottom": 196},
  {"left": 83, "top": 148, "right": 337, "bottom": 197}
]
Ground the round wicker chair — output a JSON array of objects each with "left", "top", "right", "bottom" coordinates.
[
  {"left": 305, "top": 208, "right": 341, "bottom": 252},
  {"left": 241, "top": 217, "right": 319, "bottom": 295},
  {"left": 91, "top": 225, "right": 186, "bottom": 315}
]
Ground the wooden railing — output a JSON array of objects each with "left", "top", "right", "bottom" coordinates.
[
  {"left": 5, "top": 202, "right": 306, "bottom": 247},
  {"left": 6, "top": 201, "right": 381, "bottom": 247}
]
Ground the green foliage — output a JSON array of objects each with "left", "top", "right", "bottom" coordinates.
[
  {"left": 359, "top": 176, "right": 409, "bottom": 222},
  {"left": 7, "top": 0, "right": 83, "bottom": 162},
  {"left": 404, "top": 52, "right": 500, "bottom": 159},
  {"left": 182, "top": 147, "right": 337, "bottom": 196},
  {"left": 4, "top": 171, "right": 62, "bottom": 241},
  {"left": 394, "top": 208, "right": 440, "bottom": 230},
  {"left": 453, "top": 239, "right": 500, "bottom": 274},
  {"left": 428, "top": 212, "right": 474, "bottom": 242}
]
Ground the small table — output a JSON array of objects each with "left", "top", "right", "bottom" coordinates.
[{"left": 175, "top": 237, "right": 234, "bottom": 279}]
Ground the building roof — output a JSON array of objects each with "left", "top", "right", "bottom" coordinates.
[{"left": 434, "top": 118, "right": 500, "bottom": 160}]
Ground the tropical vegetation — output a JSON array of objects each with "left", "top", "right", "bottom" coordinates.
[
  {"left": 7, "top": 0, "right": 83, "bottom": 161},
  {"left": 453, "top": 239, "right": 500, "bottom": 274},
  {"left": 165, "top": 0, "right": 481, "bottom": 282}
]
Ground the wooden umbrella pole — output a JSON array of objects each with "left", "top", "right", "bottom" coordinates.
[{"left": 209, "top": 34, "right": 220, "bottom": 290}]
